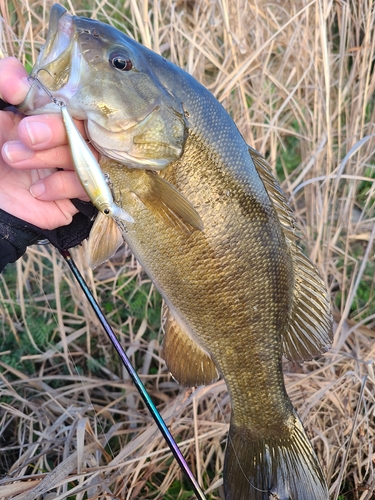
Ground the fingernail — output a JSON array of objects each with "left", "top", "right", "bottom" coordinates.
[
  {"left": 25, "top": 121, "right": 52, "bottom": 145},
  {"left": 3, "top": 141, "right": 33, "bottom": 163},
  {"left": 30, "top": 181, "right": 45, "bottom": 198}
]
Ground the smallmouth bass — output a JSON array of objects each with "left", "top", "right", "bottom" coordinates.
[{"left": 20, "top": 5, "right": 333, "bottom": 499}]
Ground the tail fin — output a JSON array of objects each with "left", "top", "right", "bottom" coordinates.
[{"left": 224, "top": 415, "right": 328, "bottom": 500}]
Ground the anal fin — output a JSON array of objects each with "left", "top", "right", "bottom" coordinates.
[{"left": 162, "top": 306, "right": 219, "bottom": 387}]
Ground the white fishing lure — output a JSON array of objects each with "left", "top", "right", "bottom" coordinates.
[{"left": 59, "top": 103, "right": 133, "bottom": 223}]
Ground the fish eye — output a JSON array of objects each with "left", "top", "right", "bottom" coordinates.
[{"left": 110, "top": 54, "right": 132, "bottom": 71}]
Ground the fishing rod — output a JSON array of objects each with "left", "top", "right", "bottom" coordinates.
[{"left": 60, "top": 248, "right": 207, "bottom": 500}]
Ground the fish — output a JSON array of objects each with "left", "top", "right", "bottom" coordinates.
[{"left": 19, "top": 4, "right": 333, "bottom": 499}]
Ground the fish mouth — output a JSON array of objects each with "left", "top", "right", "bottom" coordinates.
[{"left": 19, "top": 5, "right": 80, "bottom": 113}]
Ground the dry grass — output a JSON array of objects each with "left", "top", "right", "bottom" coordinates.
[{"left": 0, "top": 0, "right": 374, "bottom": 498}]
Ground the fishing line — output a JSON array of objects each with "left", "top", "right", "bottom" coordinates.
[
  {"left": 211, "top": 390, "right": 269, "bottom": 496},
  {"left": 60, "top": 246, "right": 207, "bottom": 500},
  {"left": 27, "top": 75, "right": 67, "bottom": 108}
]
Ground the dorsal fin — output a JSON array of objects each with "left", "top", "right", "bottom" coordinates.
[{"left": 249, "top": 146, "right": 333, "bottom": 361}]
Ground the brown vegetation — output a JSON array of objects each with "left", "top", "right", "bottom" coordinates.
[{"left": 0, "top": 0, "right": 374, "bottom": 498}]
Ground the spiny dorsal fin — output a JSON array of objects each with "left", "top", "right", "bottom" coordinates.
[
  {"left": 133, "top": 171, "right": 204, "bottom": 232},
  {"left": 249, "top": 146, "right": 333, "bottom": 361},
  {"left": 162, "top": 304, "right": 219, "bottom": 387},
  {"left": 87, "top": 212, "right": 124, "bottom": 269}
]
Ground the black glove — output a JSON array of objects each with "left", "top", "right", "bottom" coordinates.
[{"left": 0, "top": 199, "right": 97, "bottom": 272}]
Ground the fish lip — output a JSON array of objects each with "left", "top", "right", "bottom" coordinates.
[
  {"left": 34, "top": 8, "right": 75, "bottom": 76},
  {"left": 42, "top": 4, "right": 68, "bottom": 58}
]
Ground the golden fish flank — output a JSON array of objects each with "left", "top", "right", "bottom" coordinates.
[{"left": 20, "top": 4, "right": 333, "bottom": 499}]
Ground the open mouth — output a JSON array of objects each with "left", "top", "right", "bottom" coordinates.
[{"left": 19, "top": 5, "right": 81, "bottom": 113}]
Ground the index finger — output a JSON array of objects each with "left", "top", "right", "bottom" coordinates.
[{"left": 18, "top": 113, "right": 88, "bottom": 151}]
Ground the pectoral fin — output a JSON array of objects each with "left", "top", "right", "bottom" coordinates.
[
  {"left": 87, "top": 212, "right": 124, "bottom": 269},
  {"left": 162, "top": 306, "right": 219, "bottom": 387},
  {"left": 133, "top": 171, "right": 204, "bottom": 231}
]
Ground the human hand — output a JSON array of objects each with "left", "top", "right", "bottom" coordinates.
[{"left": 0, "top": 57, "right": 90, "bottom": 230}]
